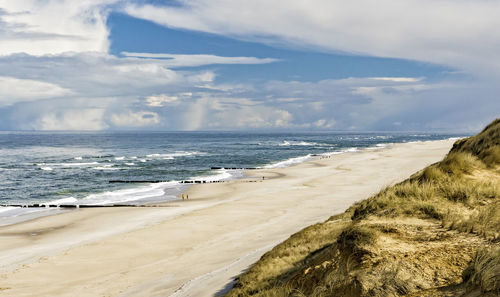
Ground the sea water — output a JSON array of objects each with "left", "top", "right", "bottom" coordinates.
[{"left": 0, "top": 131, "right": 462, "bottom": 225}]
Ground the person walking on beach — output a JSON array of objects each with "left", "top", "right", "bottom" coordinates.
[
  {"left": 181, "top": 194, "right": 185, "bottom": 200},
  {"left": 186, "top": 194, "right": 189, "bottom": 200}
]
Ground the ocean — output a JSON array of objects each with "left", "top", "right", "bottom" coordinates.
[{"left": 0, "top": 131, "right": 461, "bottom": 225}]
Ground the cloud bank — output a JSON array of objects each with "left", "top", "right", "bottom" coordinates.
[{"left": 0, "top": 0, "right": 497, "bottom": 131}]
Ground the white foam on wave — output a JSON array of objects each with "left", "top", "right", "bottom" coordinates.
[
  {"left": 37, "top": 162, "right": 99, "bottom": 167},
  {"left": 79, "top": 181, "right": 179, "bottom": 205},
  {"left": 264, "top": 145, "right": 367, "bottom": 169},
  {"left": 114, "top": 156, "right": 125, "bottom": 160},
  {"left": 146, "top": 151, "right": 203, "bottom": 159},
  {"left": 125, "top": 162, "right": 135, "bottom": 166},
  {"left": 278, "top": 140, "right": 331, "bottom": 147},
  {"left": 40, "top": 166, "right": 53, "bottom": 171},
  {"left": 364, "top": 135, "right": 393, "bottom": 140},
  {"left": 92, "top": 164, "right": 119, "bottom": 170},
  {"left": 44, "top": 197, "right": 78, "bottom": 205},
  {"left": 320, "top": 151, "right": 344, "bottom": 157},
  {"left": 264, "top": 154, "right": 313, "bottom": 169},
  {"left": 74, "top": 156, "right": 83, "bottom": 160},
  {"left": 191, "top": 169, "right": 232, "bottom": 182},
  {"left": 365, "top": 143, "right": 390, "bottom": 150}
]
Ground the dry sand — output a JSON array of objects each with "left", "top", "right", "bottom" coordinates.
[{"left": 0, "top": 139, "right": 455, "bottom": 297}]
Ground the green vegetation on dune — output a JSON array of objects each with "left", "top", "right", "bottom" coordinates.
[
  {"left": 451, "top": 118, "right": 500, "bottom": 166},
  {"left": 226, "top": 119, "right": 500, "bottom": 297}
]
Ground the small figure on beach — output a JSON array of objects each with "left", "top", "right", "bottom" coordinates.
[
  {"left": 186, "top": 194, "right": 189, "bottom": 200},
  {"left": 262, "top": 176, "right": 265, "bottom": 180},
  {"left": 181, "top": 194, "right": 185, "bottom": 200}
]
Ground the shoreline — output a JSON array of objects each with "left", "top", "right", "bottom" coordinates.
[
  {"left": 0, "top": 139, "right": 456, "bottom": 297},
  {"left": 0, "top": 138, "right": 457, "bottom": 227}
]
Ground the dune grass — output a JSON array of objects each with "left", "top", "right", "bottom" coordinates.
[
  {"left": 229, "top": 213, "right": 351, "bottom": 296},
  {"left": 351, "top": 149, "right": 499, "bottom": 241},
  {"left": 462, "top": 246, "right": 500, "bottom": 293}
]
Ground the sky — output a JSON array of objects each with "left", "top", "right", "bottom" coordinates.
[{"left": 0, "top": 0, "right": 498, "bottom": 132}]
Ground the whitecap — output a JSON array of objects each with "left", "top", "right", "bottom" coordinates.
[
  {"left": 343, "top": 147, "right": 359, "bottom": 153},
  {"left": 278, "top": 140, "right": 331, "bottom": 147},
  {"left": 74, "top": 156, "right": 83, "bottom": 160},
  {"left": 114, "top": 156, "right": 125, "bottom": 160},
  {"left": 264, "top": 154, "right": 313, "bottom": 169},
  {"left": 44, "top": 197, "right": 78, "bottom": 205},
  {"left": 79, "top": 181, "right": 178, "bottom": 205},
  {"left": 40, "top": 166, "right": 53, "bottom": 171},
  {"left": 191, "top": 169, "right": 232, "bottom": 182},
  {"left": 320, "top": 151, "right": 344, "bottom": 157},
  {"left": 146, "top": 151, "right": 203, "bottom": 159},
  {"left": 40, "top": 162, "right": 99, "bottom": 167},
  {"left": 92, "top": 164, "right": 119, "bottom": 170}
]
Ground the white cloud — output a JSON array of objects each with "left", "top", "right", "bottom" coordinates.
[
  {"left": 313, "top": 119, "right": 335, "bottom": 128},
  {"left": 109, "top": 111, "right": 160, "bottom": 127},
  {"left": 0, "top": 52, "right": 270, "bottom": 101},
  {"left": 124, "top": 0, "right": 500, "bottom": 77},
  {"left": 121, "top": 52, "right": 278, "bottom": 67},
  {"left": 2, "top": 73, "right": 497, "bottom": 131},
  {"left": 0, "top": 0, "right": 116, "bottom": 55},
  {"left": 146, "top": 94, "right": 179, "bottom": 107},
  {"left": 195, "top": 71, "right": 215, "bottom": 83},
  {"left": 370, "top": 77, "right": 424, "bottom": 83},
  {"left": 35, "top": 108, "right": 108, "bottom": 131},
  {"left": 264, "top": 76, "right": 428, "bottom": 101},
  {"left": 273, "top": 110, "right": 292, "bottom": 127},
  {"left": 180, "top": 96, "right": 296, "bottom": 130},
  {"left": 0, "top": 76, "right": 71, "bottom": 105}
]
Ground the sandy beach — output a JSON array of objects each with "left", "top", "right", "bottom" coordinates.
[{"left": 0, "top": 139, "right": 455, "bottom": 297}]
